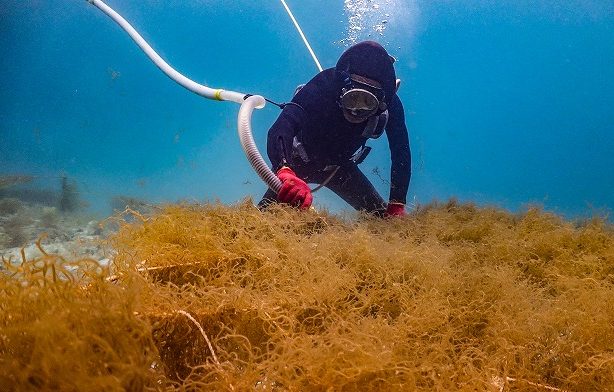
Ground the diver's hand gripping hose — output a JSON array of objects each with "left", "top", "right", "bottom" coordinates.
[
  {"left": 238, "top": 96, "right": 282, "bottom": 193},
  {"left": 276, "top": 167, "right": 313, "bottom": 209}
]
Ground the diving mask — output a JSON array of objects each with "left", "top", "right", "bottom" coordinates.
[
  {"left": 340, "top": 88, "right": 381, "bottom": 119},
  {"left": 339, "top": 74, "right": 387, "bottom": 122}
]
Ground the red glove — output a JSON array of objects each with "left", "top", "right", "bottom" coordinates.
[
  {"left": 276, "top": 167, "right": 313, "bottom": 209},
  {"left": 386, "top": 202, "right": 405, "bottom": 217}
]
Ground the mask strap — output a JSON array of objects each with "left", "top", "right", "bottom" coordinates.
[{"left": 337, "top": 69, "right": 353, "bottom": 90}]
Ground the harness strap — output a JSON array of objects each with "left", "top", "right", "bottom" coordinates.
[
  {"left": 243, "top": 94, "right": 305, "bottom": 112},
  {"left": 310, "top": 165, "right": 341, "bottom": 193}
]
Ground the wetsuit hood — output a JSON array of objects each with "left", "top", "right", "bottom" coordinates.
[{"left": 335, "top": 41, "right": 397, "bottom": 105}]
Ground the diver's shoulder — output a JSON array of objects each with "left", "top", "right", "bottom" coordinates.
[
  {"left": 388, "top": 94, "right": 405, "bottom": 114},
  {"left": 293, "top": 68, "right": 337, "bottom": 107},
  {"left": 303, "top": 68, "right": 336, "bottom": 87}
]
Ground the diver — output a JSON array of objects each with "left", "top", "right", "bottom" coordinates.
[{"left": 259, "top": 41, "right": 411, "bottom": 217}]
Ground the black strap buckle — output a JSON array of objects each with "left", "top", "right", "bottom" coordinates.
[
  {"left": 292, "top": 136, "right": 310, "bottom": 163},
  {"left": 351, "top": 146, "right": 372, "bottom": 165}
]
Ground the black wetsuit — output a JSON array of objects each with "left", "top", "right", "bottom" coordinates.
[{"left": 259, "top": 68, "right": 411, "bottom": 214}]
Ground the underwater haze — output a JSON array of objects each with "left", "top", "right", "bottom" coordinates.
[{"left": 1, "top": 0, "right": 613, "bottom": 218}]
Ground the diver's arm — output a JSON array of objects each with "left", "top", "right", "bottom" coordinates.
[
  {"left": 385, "top": 95, "right": 411, "bottom": 205},
  {"left": 266, "top": 69, "right": 333, "bottom": 170},
  {"left": 266, "top": 104, "right": 305, "bottom": 170},
  {"left": 266, "top": 103, "right": 313, "bottom": 209}
]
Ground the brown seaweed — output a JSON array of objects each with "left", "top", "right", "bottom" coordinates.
[{"left": 1, "top": 201, "right": 612, "bottom": 391}]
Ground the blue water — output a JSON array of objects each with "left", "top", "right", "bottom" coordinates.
[{"left": 1, "top": 1, "right": 613, "bottom": 218}]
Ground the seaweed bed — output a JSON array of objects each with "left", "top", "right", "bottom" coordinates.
[{"left": 1, "top": 200, "right": 613, "bottom": 391}]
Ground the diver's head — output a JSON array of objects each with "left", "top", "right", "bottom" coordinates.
[{"left": 335, "top": 41, "right": 397, "bottom": 124}]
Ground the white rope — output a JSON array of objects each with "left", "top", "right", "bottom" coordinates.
[
  {"left": 279, "top": 0, "right": 323, "bottom": 72},
  {"left": 177, "top": 310, "right": 220, "bottom": 366}
]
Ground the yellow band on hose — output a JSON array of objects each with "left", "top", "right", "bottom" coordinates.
[{"left": 214, "top": 89, "right": 224, "bottom": 101}]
